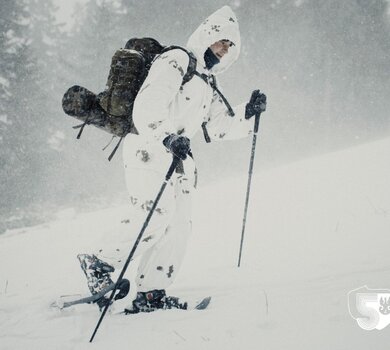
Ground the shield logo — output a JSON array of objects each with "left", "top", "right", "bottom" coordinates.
[{"left": 348, "top": 285, "right": 390, "bottom": 330}]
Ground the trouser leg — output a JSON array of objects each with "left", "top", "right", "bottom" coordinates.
[
  {"left": 135, "top": 173, "right": 193, "bottom": 292},
  {"left": 95, "top": 167, "right": 175, "bottom": 269}
]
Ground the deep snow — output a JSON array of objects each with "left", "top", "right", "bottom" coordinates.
[{"left": 1, "top": 137, "right": 389, "bottom": 349}]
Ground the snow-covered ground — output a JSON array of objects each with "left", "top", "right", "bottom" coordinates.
[{"left": 1, "top": 137, "right": 389, "bottom": 350}]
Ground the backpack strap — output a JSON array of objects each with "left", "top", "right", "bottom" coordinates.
[
  {"left": 209, "top": 76, "right": 235, "bottom": 117},
  {"left": 201, "top": 122, "right": 211, "bottom": 143},
  {"left": 107, "top": 136, "right": 123, "bottom": 162},
  {"left": 160, "top": 45, "right": 197, "bottom": 87},
  {"left": 75, "top": 115, "right": 91, "bottom": 139},
  {"left": 193, "top": 72, "right": 235, "bottom": 117},
  {"left": 193, "top": 72, "right": 234, "bottom": 144}
]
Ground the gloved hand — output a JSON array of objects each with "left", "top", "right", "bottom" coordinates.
[
  {"left": 245, "top": 90, "right": 267, "bottom": 119},
  {"left": 163, "top": 134, "right": 191, "bottom": 160}
]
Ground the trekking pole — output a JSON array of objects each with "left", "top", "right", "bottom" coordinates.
[
  {"left": 237, "top": 112, "right": 262, "bottom": 267},
  {"left": 89, "top": 155, "right": 181, "bottom": 343}
]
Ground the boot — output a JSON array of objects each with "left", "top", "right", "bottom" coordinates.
[{"left": 125, "top": 289, "right": 187, "bottom": 314}]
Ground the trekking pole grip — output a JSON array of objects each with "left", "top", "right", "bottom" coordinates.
[
  {"left": 166, "top": 156, "right": 181, "bottom": 180},
  {"left": 254, "top": 112, "right": 261, "bottom": 134}
]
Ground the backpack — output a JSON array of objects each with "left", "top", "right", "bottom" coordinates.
[
  {"left": 98, "top": 38, "right": 201, "bottom": 118},
  {"left": 62, "top": 37, "right": 234, "bottom": 159}
]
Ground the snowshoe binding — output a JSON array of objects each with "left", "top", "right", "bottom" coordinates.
[{"left": 124, "top": 289, "right": 187, "bottom": 314}]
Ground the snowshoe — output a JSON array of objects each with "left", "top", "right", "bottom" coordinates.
[
  {"left": 51, "top": 278, "right": 130, "bottom": 310},
  {"left": 124, "top": 289, "right": 187, "bottom": 314},
  {"left": 77, "top": 253, "right": 115, "bottom": 297}
]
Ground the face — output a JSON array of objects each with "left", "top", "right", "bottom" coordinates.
[{"left": 209, "top": 39, "right": 234, "bottom": 59}]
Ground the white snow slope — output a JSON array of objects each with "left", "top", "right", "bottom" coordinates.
[{"left": 1, "top": 137, "right": 389, "bottom": 350}]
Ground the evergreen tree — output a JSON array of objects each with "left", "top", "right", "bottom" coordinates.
[
  {"left": 0, "top": 0, "right": 37, "bottom": 215},
  {"left": 66, "top": 0, "right": 127, "bottom": 91},
  {"left": 49, "top": 0, "right": 130, "bottom": 207},
  {"left": 23, "top": 0, "right": 71, "bottom": 204},
  {"left": 0, "top": 0, "right": 68, "bottom": 226}
]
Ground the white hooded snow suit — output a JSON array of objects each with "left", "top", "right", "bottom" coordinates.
[{"left": 99, "top": 6, "right": 255, "bottom": 292}]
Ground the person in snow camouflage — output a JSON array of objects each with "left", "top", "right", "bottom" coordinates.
[{"left": 79, "top": 5, "right": 266, "bottom": 312}]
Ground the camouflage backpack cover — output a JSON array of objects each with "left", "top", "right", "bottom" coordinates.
[
  {"left": 98, "top": 38, "right": 166, "bottom": 117},
  {"left": 62, "top": 38, "right": 198, "bottom": 139}
]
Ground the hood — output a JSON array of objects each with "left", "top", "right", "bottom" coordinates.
[{"left": 186, "top": 6, "right": 241, "bottom": 75}]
